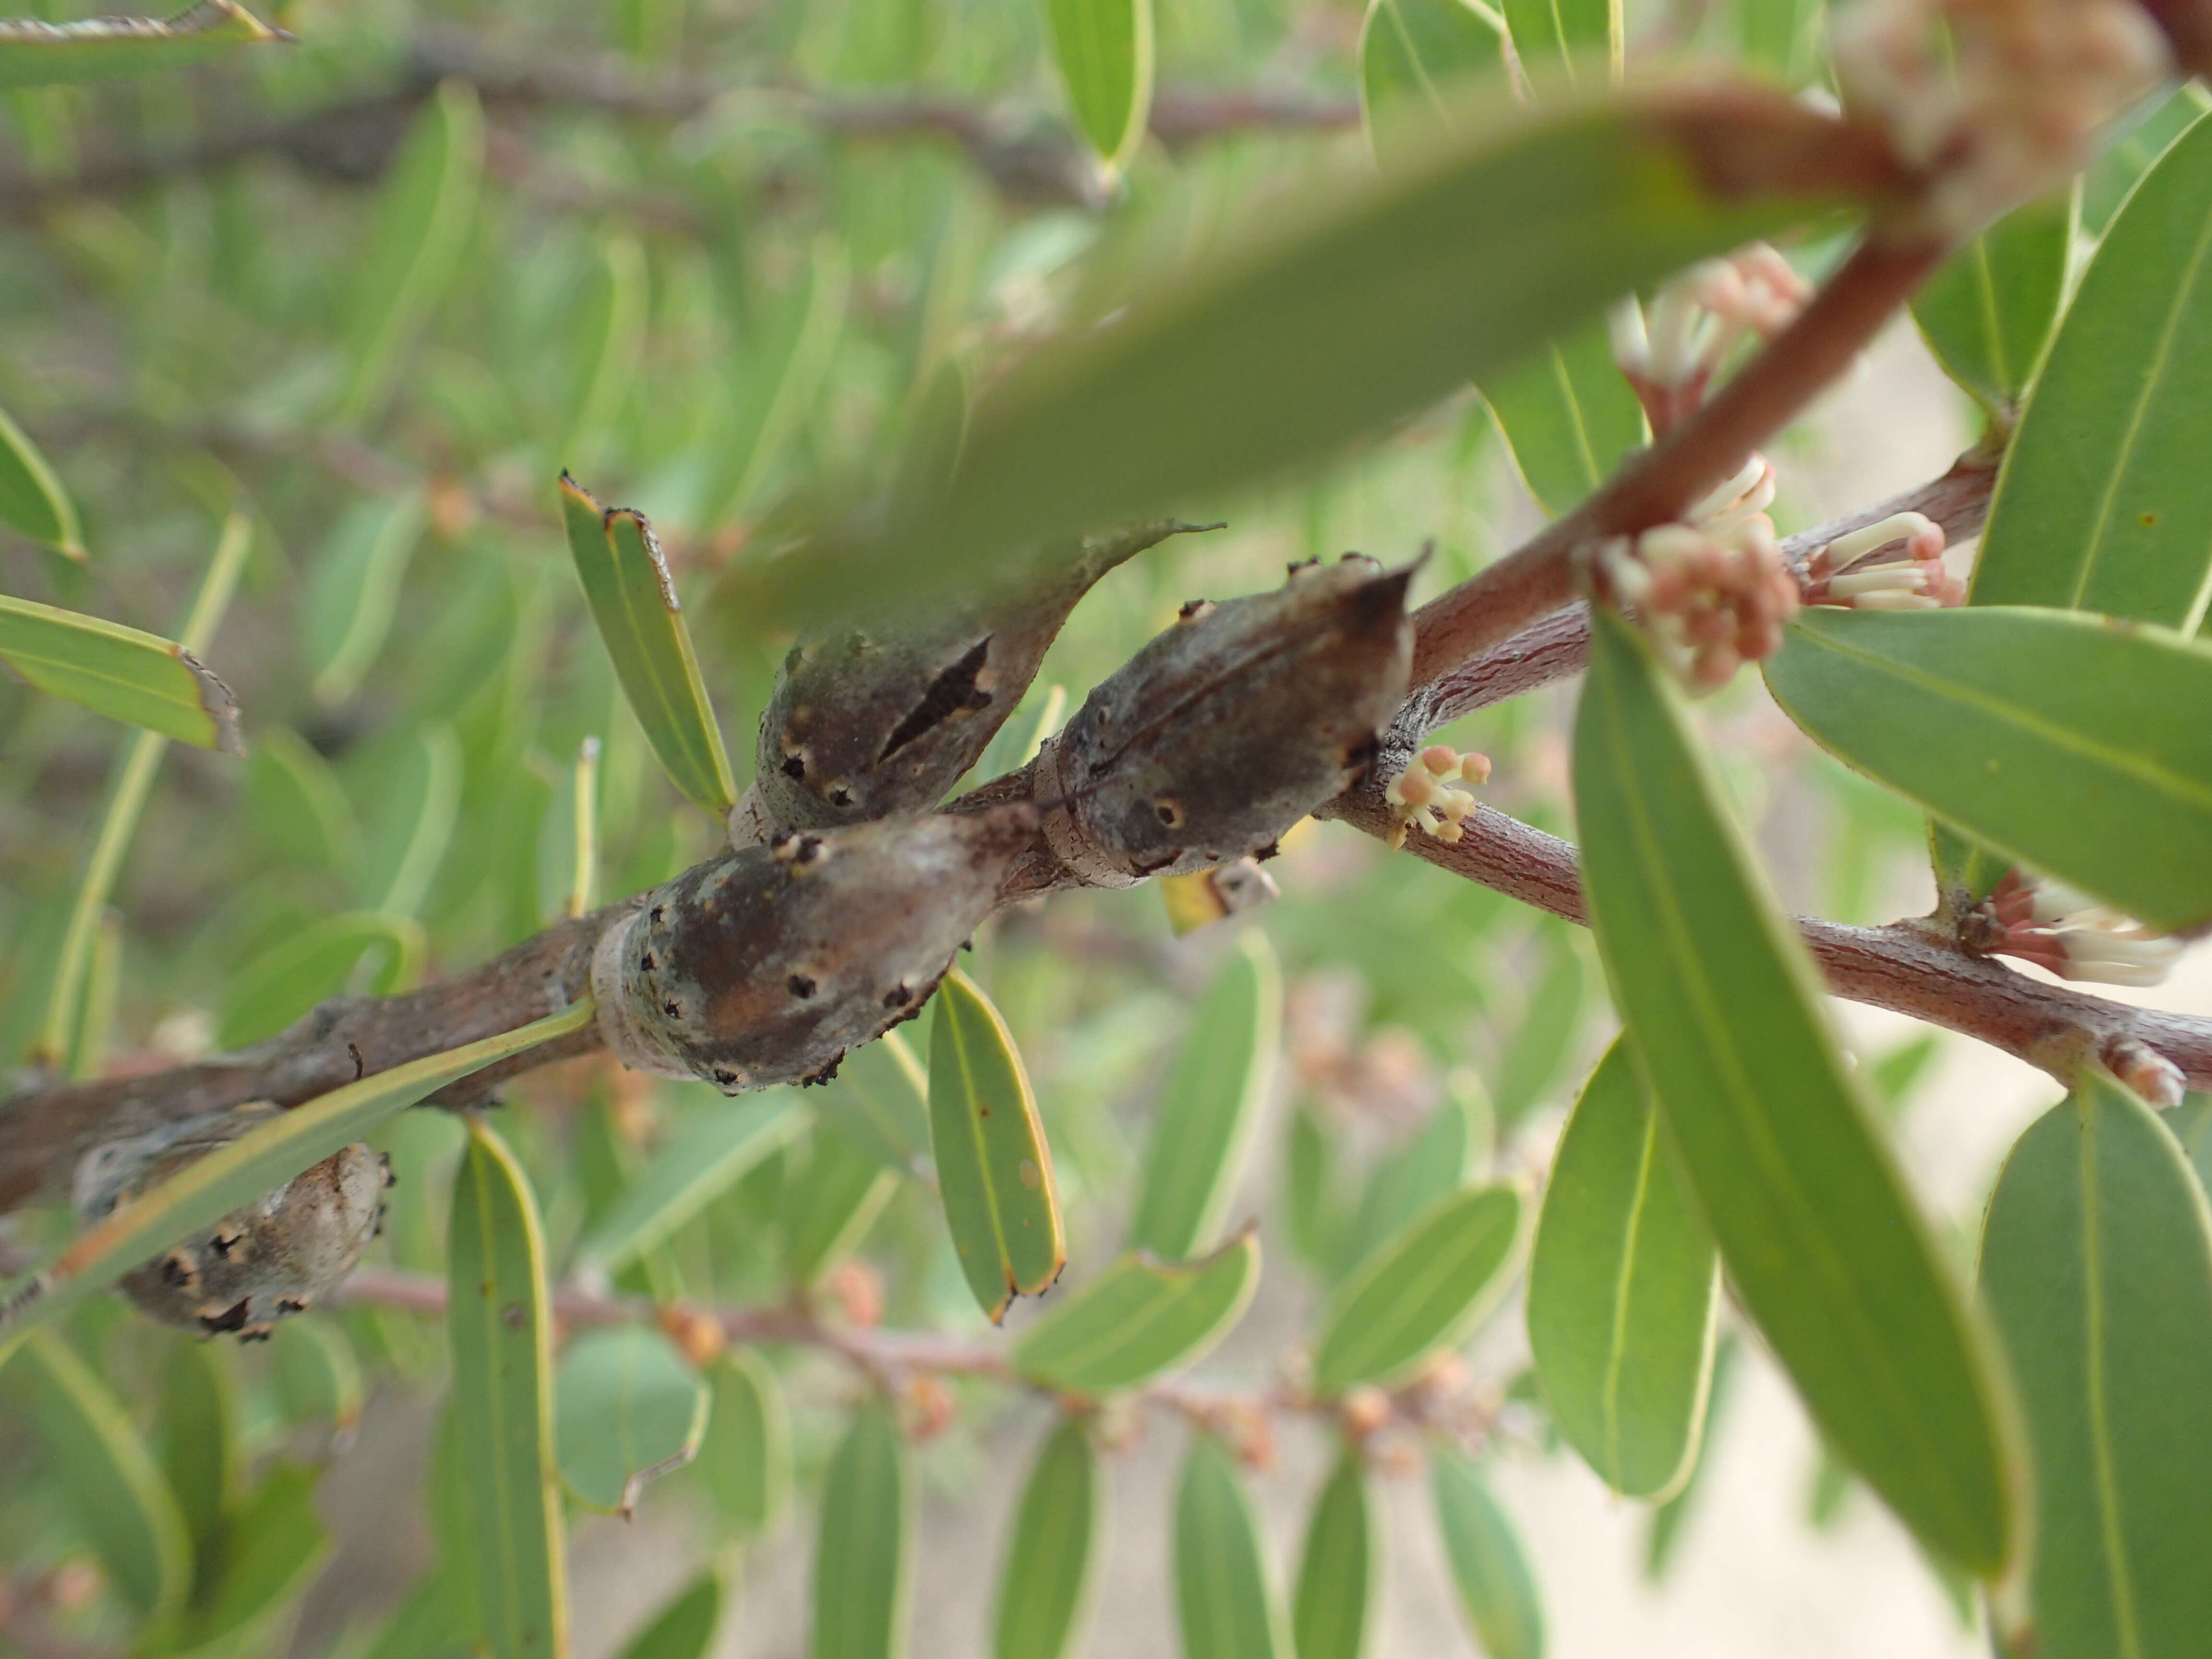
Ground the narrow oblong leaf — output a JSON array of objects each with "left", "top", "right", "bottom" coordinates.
[
  {"left": 783, "top": 1125, "right": 898, "bottom": 1284},
  {"left": 1503, "top": 0, "right": 1619, "bottom": 84},
  {"left": 1526, "top": 1037, "right": 1719, "bottom": 1500},
  {"left": 272, "top": 1317, "right": 365, "bottom": 1434},
  {"left": 555, "top": 1327, "right": 710, "bottom": 1517},
  {"left": 0, "top": 400, "right": 83, "bottom": 556},
  {"left": 246, "top": 725, "right": 359, "bottom": 870},
  {"left": 0, "top": 595, "right": 240, "bottom": 752},
  {"left": 1339, "top": 1077, "right": 1488, "bottom": 1276},
  {"left": 306, "top": 491, "right": 427, "bottom": 707},
  {"left": 448, "top": 1120, "right": 568, "bottom": 1659},
  {"left": 1482, "top": 323, "right": 1647, "bottom": 517},
  {"left": 217, "top": 911, "right": 427, "bottom": 1049},
  {"left": 1764, "top": 606, "right": 2212, "bottom": 933},
  {"left": 1911, "top": 187, "right": 2074, "bottom": 413},
  {"left": 617, "top": 1572, "right": 722, "bottom": 1659},
  {"left": 812, "top": 1401, "right": 910, "bottom": 1659},
  {"left": 1973, "top": 110, "right": 2212, "bottom": 625},
  {"left": 1577, "top": 607, "right": 2020, "bottom": 1575},
  {"left": 928, "top": 969, "right": 1066, "bottom": 1322},
  {"left": 572, "top": 1093, "right": 802, "bottom": 1277},
  {"left": 0, "top": 1002, "right": 594, "bottom": 1344},
  {"left": 559, "top": 475, "right": 738, "bottom": 817},
  {"left": 705, "top": 1349, "right": 790, "bottom": 1536},
  {"left": 1128, "top": 930, "right": 1282, "bottom": 1260},
  {"left": 1292, "top": 1448, "right": 1376, "bottom": 1659},
  {"left": 1311, "top": 1185, "right": 1524, "bottom": 1395},
  {"left": 1013, "top": 1232, "right": 1261, "bottom": 1393},
  {"left": 182, "top": 1462, "right": 331, "bottom": 1651},
  {"left": 1046, "top": 0, "right": 1155, "bottom": 177},
  {"left": 357, "top": 721, "right": 462, "bottom": 920},
  {"left": 814, "top": 1031, "right": 933, "bottom": 1178},
  {"left": 1174, "top": 1435, "right": 1283, "bottom": 1659},
  {"left": 1431, "top": 1450, "right": 1543, "bottom": 1659},
  {"left": 993, "top": 1416, "right": 1103, "bottom": 1659},
  {"left": 1358, "top": 0, "right": 1507, "bottom": 155},
  {"left": 1644, "top": 1332, "right": 1742, "bottom": 1581},
  {"left": 558, "top": 233, "right": 649, "bottom": 472},
  {"left": 1, "top": 1330, "right": 191, "bottom": 1620},
  {"left": 0, "top": 1, "right": 283, "bottom": 89},
  {"left": 1979, "top": 1071, "right": 2212, "bottom": 1659}
]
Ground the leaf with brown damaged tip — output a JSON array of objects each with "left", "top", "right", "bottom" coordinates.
[
  {"left": 0, "top": 595, "right": 243, "bottom": 752},
  {"left": 0, "top": 1, "right": 287, "bottom": 89}
]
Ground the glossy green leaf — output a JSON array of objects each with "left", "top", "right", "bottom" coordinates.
[
  {"left": 812, "top": 1401, "right": 910, "bottom": 1659},
  {"left": 1340, "top": 1076, "right": 1489, "bottom": 1275},
  {"left": 1128, "top": 931, "right": 1282, "bottom": 1260},
  {"left": 305, "top": 490, "right": 427, "bottom": 706},
  {"left": 0, "top": 399, "right": 82, "bottom": 556},
  {"left": 559, "top": 474, "right": 738, "bottom": 817},
  {"left": 1975, "top": 111, "right": 2212, "bottom": 625},
  {"left": 2083, "top": 85, "right": 2211, "bottom": 235},
  {"left": 448, "top": 1120, "right": 568, "bottom": 1659},
  {"left": 555, "top": 1327, "right": 710, "bottom": 1517},
  {"left": 1764, "top": 606, "right": 2212, "bottom": 933},
  {"left": 1577, "top": 606, "right": 2020, "bottom": 1575},
  {"left": 1046, "top": 0, "right": 1154, "bottom": 176},
  {"left": 572, "top": 1093, "right": 801, "bottom": 1277},
  {"left": 815, "top": 1032, "right": 933, "bottom": 1178},
  {"left": 784, "top": 1124, "right": 898, "bottom": 1284},
  {"left": 0, "top": 1001, "right": 594, "bottom": 1346},
  {"left": 0, "top": 2, "right": 283, "bottom": 89},
  {"left": 182, "top": 1462, "right": 331, "bottom": 1651},
  {"left": 246, "top": 725, "right": 359, "bottom": 870},
  {"left": 339, "top": 79, "right": 484, "bottom": 425},
  {"left": 1013, "top": 1232, "right": 1261, "bottom": 1393},
  {"left": 1482, "top": 324, "right": 1647, "bottom": 517},
  {"left": 1312, "top": 1185, "right": 1523, "bottom": 1395},
  {"left": 0, "top": 595, "right": 240, "bottom": 752},
  {"left": 1174, "top": 1435, "right": 1283, "bottom": 1659},
  {"left": 1431, "top": 1450, "right": 1543, "bottom": 1659},
  {"left": 783, "top": 86, "right": 1899, "bottom": 617},
  {"left": 1, "top": 1330, "right": 191, "bottom": 1620},
  {"left": 1358, "top": 0, "right": 1507, "bottom": 157},
  {"left": 217, "top": 911, "right": 427, "bottom": 1049},
  {"left": 705, "top": 1348, "right": 790, "bottom": 1536},
  {"left": 558, "top": 233, "right": 649, "bottom": 473},
  {"left": 1912, "top": 188, "right": 2074, "bottom": 413},
  {"left": 1526, "top": 1037, "right": 1719, "bottom": 1500},
  {"left": 1979, "top": 1071, "right": 2212, "bottom": 1659},
  {"left": 617, "top": 1572, "right": 722, "bottom": 1659},
  {"left": 993, "top": 1416, "right": 1102, "bottom": 1659},
  {"left": 928, "top": 968, "right": 1066, "bottom": 1322},
  {"left": 1502, "top": 0, "right": 1619, "bottom": 85},
  {"left": 1644, "top": 1332, "right": 1742, "bottom": 1580},
  {"left": 1292, "top": 1448, "right": 1375, "bottom": 1659}
]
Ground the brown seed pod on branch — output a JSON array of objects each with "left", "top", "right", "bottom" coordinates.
[
  {"left": 1037, "top": 554, "right": 1415, "bottom": 885},
  {"left": 593, "top": 808, "right": 1035, "bottom": 1091}
]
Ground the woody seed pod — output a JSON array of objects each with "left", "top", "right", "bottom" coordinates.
[
  {"left": 1037, "top": 554, "right": 1414, "bottom": 885},
  {"left": 595, "top": 807, "right": 1035, "bottom": 1091}
]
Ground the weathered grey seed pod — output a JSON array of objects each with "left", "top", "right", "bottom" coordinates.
[
  {"left": 73, "top": 1107, "right": 392, "bottom": 1342},
  {"left": 595, "top": 808, "right": 1035, "bottom": 1092},
  {"left": 1037, "top": 554, "right": 1414, "bottom": 885},
  {"left": 736, "top": 522, "right": 1207, "bottom": 844}
]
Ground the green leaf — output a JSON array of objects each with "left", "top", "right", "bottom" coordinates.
[
  {"left": 1482, "top": 323, "right": 1648, "bottom": 516},
  {"left": 339, "top": 79, "right": 484, "bottom": 426},
  {"left": 246, "top": 725, "right": 360, "bottom": 870},
  {"left": 784, "top": 86, "right": 1900, "bottom": 617},
  {"left": 1013, "top": 1232, "right": 1261, "bottom": 1393},
  {"left": 1576, "top": 607, "right": 2020, "bottom": 1575},
  {"left": 555, "top": 1327, "right": 710, "bottom": 1517},
  {"left": 182, "top": 1462, "right": 332, "bottom": 1651},
  {"left": 305, "top": 491, "right": 427, "bottom": 707},
  {"left": 559, "top": 475, "right": 738, "bottom": 817},
  {"left": 812, "top": 1401, "right": 910, "bottom": 1659},
  {"left": 616, "top": 1572, "right": 722, "bottom": 1659},
  {"left": 1526, "top": 1037, "right": 1719, "bottom": 1500},
  {"left": 0, "top": 594, "right": 240, "bottom": 752},
  {"left": 704, "top": 235, "right": 849, "bottom": 527},
  {"left": 1979, "top": 1071, "right": 2212, "bottom": 1659},
  {"left": 1128, "top": 931, "right": 1282, "bottom": 1260},
  {"left": 2083, "top": 86, "right": 2211, "bottom": 235},
  {"left": 1174, "top": 1435, "right": 1283, "bottom": 1659},
  {"left": 217, "top": 912, "right": 428, "bottom": 1049},
  {"left": 1431, "top": 1450, "right": 1543, "bottom": 1659},
  {"left": 928, "top": 968, "right": 1066, "bottom": 1322},
  {"left": 1492, "top": 934, "right": 1584, "bottom": 1121},
  {"left": 271, "top": 1316, "right": 365, "bottom": 1434},
  {"left": 1974, "top": 111, "right": 2212, "bottom": 625},
  {"left": 1045, "top": 0, "right": 1154, "bottom": 177},
  {"left": 557, "top": 233, "right": 649, "bottom": 473},
  {"left": 1312, "top": 1185, "right": 1524, "bottom": 1395},
  {"left": 157, "top": 1341, "right": 239, "bottom": 1589},
  {"left": 1, "top": 1330, "right": 192, "bottom": 1620},
  {"left": 0, "top": 398, "right": 82, "bottom": 556},
  {"left": 0, "top": 1002, "right": 594, "bottom": 1347},
  {"left": 1644, "top": 1332, "right": 1741, "bottom": 1580},
  {"left": 784, "top": 1124, "right": 898, "bottom": 1284},
  {"left": 572, "top": 1093, "right": 802, "bottom": 1277},
  {"left": 1928, "top": 817, "right": 2006, "bottom": 915},
  {"left": 1502, "top": 0, "right": 1620, "bottom": 86},
  {"left": 1764, "top": 606, "right": 2212, "bottom": 933},
  {"left": 0, "top": 2, "right": 284, "bottom": 89},
  {"left": 1358, "top": 0, "right": 1507, "bottom": 157},
  {"left": 447, "top": 1120, "right": 568, "bottom": 1659},
  {"left": 1291, "top": 1448, "right": 1375, "bottom": 1659},
  {"left": 993, "top": 1416, "right": 1103, "bottom": 1659},
  {"left": 1736, "top": 0, "right": 1822, "bottom": 83},
  {"left": 814, "top": 1032, "right": 933, "bottom": 1178},
  {"left": 357, "top": 721, "right": 463, "bottom": 919},
  {"left": 1911, "top": 187, "right": 2074, "bottom": 413},
  {"left": 2175, "top": 1092, "right": 2212, "bottom": 1195},
  {"left": 704, "top": 1349, "right": 790, "bottom": 1536},
  {"left": 1339, "top": 1077, "right": 1489, "bottom": 1275}
]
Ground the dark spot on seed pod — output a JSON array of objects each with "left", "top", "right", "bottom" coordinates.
[
  {"left": 1342, "top": 733, "right": 1380, "bottom": 772},
  {"left": 199, "top": 1298, "right": 251, "bottom": 1335},
  {"left": 883, "top": 983, "right": 912, "bottom": 1009},
  {"left": 278, "top": 1297, "right": 311, "bottom": 1314},
  {"left": 796, "top": 837, "right": 825, "bottom": 863},
  {"left": 770, "top": 829, "right": 796, "bottom": 852},
  {"left": 160, "top": 1251, "right": 196, "bottom": 1289},
  {"left": 1177, "top": 598, "right": 1212, "bottom": 621},
  {"left": 380, "top": 1152, "right": 397, "bottom": 1186},
  {"left": 1255, "top": 840, "right": 1281, "bottom": 862},
  {"left": 829, "top": 786, "right": 853, "bottom": 807},
  {"left": 210, "top": 1227, "right": 241, "bottom": 1259},
  {"left": 881, "top": 636, "right": 995, "bottom": 760},
  {"left": 240, "top": 1326, "right": 272, "bottom": 1344},
  {"left": 713, "top": 1067, "right": 738, "bottom": 1086},
  {"left": 1286, "top": 557, "right": 1320, "bottom": 577},
  {"left": 663, "top": 1000, "right": 681, "bottom": 1018},
  {"left": 640, "top": 951, "right": 655, "bottom": 971},
  {"left": 801, "top": 1053, "right": 843, "bottom": 1086},
  {"left": 1154, "top": 798, "right": 1187, "bottom": 828},
  {"left": 650, "top": 905, "right": 664, "bottom": 923},
  {"left": 781, "top": 753, "right": 806, "bottom": 779},
  {"left": 788, "top": 974, "right": 817, "bottom": 998}
]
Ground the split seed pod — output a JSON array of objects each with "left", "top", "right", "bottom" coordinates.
[
  {"left": 73, "top": 1107, "right": 392, "bottom": 1342},
  {"left": 1038, "top": 554, "right": 1414, "bottom": 885},
  {"left": 595, "top": 808, "right": 1035, "bottom": 1092},
  {"left": 738, "top": 522, "right": 1207, "bottom": 843}
]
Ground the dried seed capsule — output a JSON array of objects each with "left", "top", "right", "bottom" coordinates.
[
  {"left": 1037, "top": 555, "right": 1413, "bottom": 885},
  {"left": 595, "top": 808, "right": 1035, "bottom": 1091},
  {"left": 72, "top": 1107, "right": 393, "bottom": 1342},
  {"left": 739, "top": 522, "right": 1208, "bottom": 843}
]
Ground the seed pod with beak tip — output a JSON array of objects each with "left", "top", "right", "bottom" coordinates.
[
  {"left": 737, "top": 521, "right": 1213, "bottom": 844},
  {"left": 595, "top": 808, "right": 1036, "bottom": 1092},
  {"left": 73, "top": 1107, "right": 393, "bottom": 1342},
  {"left": 1037, "top": 554, "right": 1414, "bottom": 885}
]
